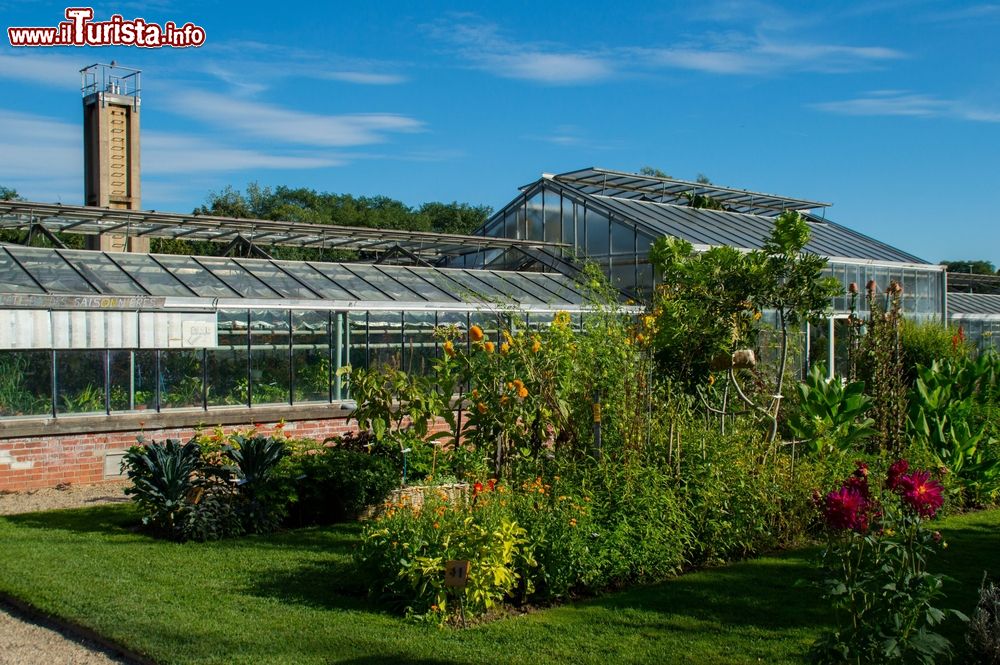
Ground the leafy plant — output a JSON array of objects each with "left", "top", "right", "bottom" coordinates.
[
  {"left": 122, "top": 438, "right": 203, "bottom": 536},
  {"left": 908, "top": 359, "right": 1000, "bottom": 506},
  {"left": 225, "top": 434, "right": 291, "bottom": 533},
  {"left": 787, "top": 364, "right": 875, "bottom": 454}
]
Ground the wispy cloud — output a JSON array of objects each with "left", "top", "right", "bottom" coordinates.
[
  {"left": 166, "top": 90, "right": 424, "bottom": 147},
  {"left": 0, "top": 108, "right": 347, "bottom": 203},
  {"left": 195, "top": 42, "right": 408, "bottom": 92},
  {"left": 425, "top": 13, "right": 904, "bottom": 84},
  {"left": 524, "top": 125, "right": 622, "bottom": 150},
  {"left": 143, "top": 133, "right": 341, "bottom": 174},
  {"left": 811, "top": 90, "right": 1000, "bottom": 122},
  {"left": 0, "top": 51, "right": 85, "bottom": 89},
  {"left": 423, "top": 18, "right": 613, "bottom": 84},
  {"left": 920, "top": 3, "right": 1000, "bottom": 22}
]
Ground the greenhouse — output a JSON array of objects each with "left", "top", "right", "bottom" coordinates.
[
  {"left": 0, "top": 242, "right": 598, "bottom": 421},
  {"left": 947, "top": 292, "right": 1000, "bottom": 352},
  {"left": 463, "top": 167, "right": 948, "bottom": 375}
]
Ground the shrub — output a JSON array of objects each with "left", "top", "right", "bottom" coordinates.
[
  {"left": 356, "top": 486, "right": 532, "bottom": 623},
  {"left": 901, "top": 319, "right": 971, "bottom": 384},
  {"left": 966, "top": 574, "right": 1000, "bottom": 665},
  {"left": 290, "top": 447, "right": 399, "bottom": 524}
]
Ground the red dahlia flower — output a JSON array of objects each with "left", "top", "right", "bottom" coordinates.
[
  {"left": 886, "top": 459, "right": 909, "bottom": 492},
  {"left": 824, "top": 486, "right": 868, "bottom": 532},
  {"left": 898, "top": 470, "right": 944, "bottom": 518},
  {"left": 473, "top": 481, "right": 484, "bottom": 495}
]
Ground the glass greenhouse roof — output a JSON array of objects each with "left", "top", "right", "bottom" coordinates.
[
  {"left": 550, "top": 167, "right": 830, "bottom": 216},
  {"left": 947, "top": 292, "right": 1000, "bottom": 320},
  {"left": 0, "top": 245, "right": 600, "bottom": 313},
  {"left": 584, "top": 194, "right": 928, "bottom": 265},
  {"left": 0, "top": 200, "right": 569, "bottom": 259}
]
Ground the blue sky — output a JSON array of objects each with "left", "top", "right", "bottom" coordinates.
[{"left": 1, "top": 1, "right": 998, "bottom": 265}]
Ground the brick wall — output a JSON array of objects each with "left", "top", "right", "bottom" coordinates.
[{"left": 0, "top": 416, "right": 453, "bottom": 492}]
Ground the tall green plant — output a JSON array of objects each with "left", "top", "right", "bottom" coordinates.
[
  {"left": 787, "top": 364, "right": 875, "bottom": 454},
  {"left": 858, "top": 282, "right": 908, "bottom": 453}
]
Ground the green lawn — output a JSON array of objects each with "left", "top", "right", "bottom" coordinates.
[{"left": 0, "top": 505, "right": 996, "bottom": 665}]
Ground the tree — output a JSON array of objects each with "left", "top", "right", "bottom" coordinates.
[
  {"left": 940, "top": 260, "right": 996, "bottom": 275},
  {"left": 0, "top": 186, "right": 22, "bottom": 201},
  {"left": 639, "top": 166, "right": 671, "bottom": 178},
  {"left": 649, "top": 211, "right": 841, "bottom": 444}
]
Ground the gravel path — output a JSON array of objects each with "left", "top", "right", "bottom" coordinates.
[
  {"left": 0, "top": 483, "right": 138, "bottom": 664},
  {"left": 0, "top": 482, "right": 130, "bottom": 516},
  {"left": 0, "top": 605, "right": 132, "bottom": 665}
]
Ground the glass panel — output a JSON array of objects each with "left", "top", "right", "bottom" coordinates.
[
  {"left": 0, "top": 248, "right": 44, "bottom": 293},
  {"left": 504, "top": 207, "right": 517, "bottom": 239},
  {"left": 379, "top": 267, "right": 459, "bottom": 302},
  {"left": 0, "top": 351, "right": 52, "bottom": 416},
  {"left": 526, "top": 193, "right": 543, "bottom": 241},
  {"left": 443, "top": 271, "right": 510, "bottom": 301},
  {"left": 637, "top": 231, "right": 658, "bottom": 256},
  {"left": 544, "top": 190, "right": 562, "bottom": 243},
  {"left": 407, "top": 267, "right": 476, "bottom": 300},
  {"left": 532, "top": 274, "right": 586, "bottom": 304},
  {"left": 488, "top": 272, "right": 554, "bottom": 303},
  {"left": 250, "top": 309, "right": 289, "bottom": 405},
  {"left": 6, "top": 246, "right": 96, "bottom": 293},
  {"left": 403, "top": 312, "right": 437, "bottom": 375},
  {"left": 311, "top": 264, "right": 396, "bottom": 301},
  {"left": 348, "top": 312, "right": 368, "bottom": 372},
  {"left": 610, "top": 261, "right": 637, "bottom": 293},
  {"left": 104, "top": 253, "right": 194, "bottom": 296},
  {"left": 611, "top": 221, "right": 635, "bottom": 255},
  {"left": 56, "top": 350, "right": 105, "bottom": 414},
  {"left": 343, "top": 265, "right": 423, "bottom": 301},
  {"left": 635, "top": 264, "right": 654, "bottom": 301},
  {"left": 368, "top": 311, "right": 402, "bottom": 368},
  {"left": 293, "top": 310, "right": 330, "bottom": 403},
  {"left": 235, "top": 259, "right": 322, "bottom": 299},
  {"left": 160, "top": 349, "right": 204, "bottom": 409},
  {"left": 152, "top": 255, "right": 237, "bottom": 298},
  {"left": 63, "top": 251, "right": 146, "bottom": 295},
  {"left": 208, "top": 310, "right": 249, "bottom": 407},
  {"left": 196, "top": 257, "right": 280, "bottom": 298},
  {"left": 585, "top": 208, "right": 610, "bottom": 256},
  {"left": 276, "top": 262, "right": 357, "bottom": 300},
  {"left": 110, "top": 350, "right": 156, "bottom": 412},
  {"left": 562, "top": 199, "right": 576, "bottom": 246}
]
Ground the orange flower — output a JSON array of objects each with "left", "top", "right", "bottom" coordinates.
[
  {"left": 484, "top": 341, "right": 495, "bottom": 353},
  {"left": 470, "top": 325, "right": 484, "bottom": 342},
  {"left": 443, "top": 340, "right": 456, "bottom": 357},
  {"left": 507, "top": 381, "right": 514, "bottom": 390},
  {"left": 472, "top": 388, "right": 480, "bottom": 399},
  {"left": 531, "top": 337, "right": 542, "bottom": 353},
  {"left": 500, "top": 395, "right": 509, "bottom": 406},
  {"left": 476, "top": 402, "right": 488, "bottom": 414},
  {"left": 433, "top": 522, "right": 440, "bottom": 529},
  {"left": 517, "top": 386, "right": 529, "bottom": 399},
  {"left": 500, "top": 342, "right": 510, "bottom": 354}
]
